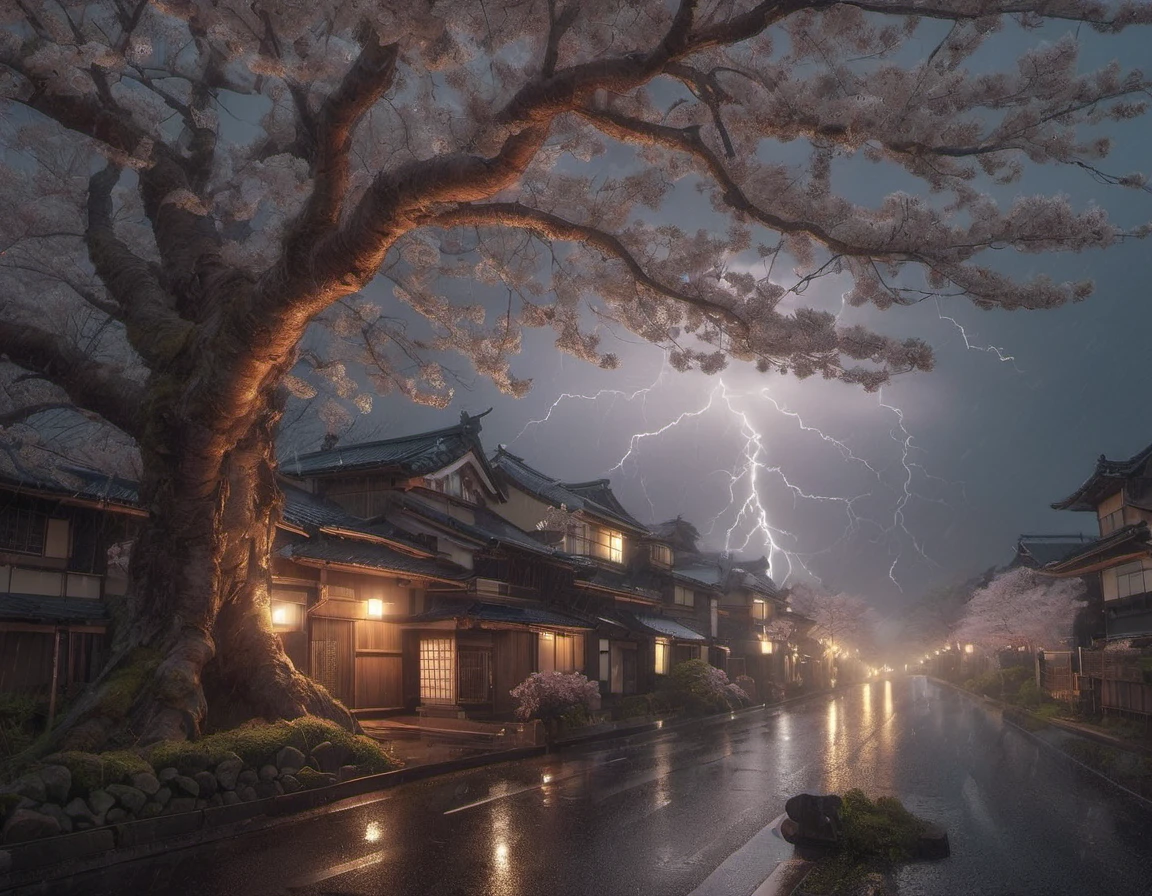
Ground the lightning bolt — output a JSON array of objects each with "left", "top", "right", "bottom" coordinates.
[
  {"left": 511, "top": 347, "right": 989, "bottom": 595},
  {"left": 935, "top": 299, "right": 1021, "bottom": 369},
  {"left": 512, "top": 363, "right": 668, "bottom": 445}
]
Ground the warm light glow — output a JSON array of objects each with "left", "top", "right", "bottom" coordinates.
[
  {"left": 541, "top": 774, "right": 552, "bottom": 784},
  {"left": 366, "top": 598, "right": 385, "bottom": 618},
  {"left": 494, "top": 841, "right": 509, "bottom": 865},
  {"left": 540, "top": 631, "right": 554, "bottom": 641},
  {"left": 365, "top": 821, "right": 382, "bottom": 843},
  {"left": 965, "top": 644, "right": 974, "bottom": 654},
  {"left": 271, "top": 605, "right": 289, "bottom": 626},
  {"left": 760, "top": 639, "right": 773, "bottom": 655}
]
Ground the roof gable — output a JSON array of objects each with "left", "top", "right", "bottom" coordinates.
[
  {"left": 1053, "top": 441, "right": 1152, "bottom": 511},
  {"left": 491, "top": 448, "right": 647, "bottom": 533},
  {"left": 281, "top": 411, "right": 503, "bottom": 499}
]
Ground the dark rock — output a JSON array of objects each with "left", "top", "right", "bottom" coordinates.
[
  {"left": 222, "top": 791, "right": 241, "bottom": 806},
  {"left": 254, "top": 781, "right": 279, "bottom": 800},
  {"left": 258, "top": 764, "right": 278, "bottom": 783},
  {"left": 37, "top": 803, "right": 73, "bottom": 834},
  {"left": 167, "top": 797, "right": 197, "bottom": 814},
  {"left": 107, "top": 783, "right": 147, "bottom": 814},
  {"left": 280, "top": 775, "right": 302, "bottom": 794},
  {"left": 783, "top": 793, "right": 843, "bottom": 846},
  {"left": 215, "top": 758, "right": 244, "bottom": 791},
  {"left": 237, "top": 769, "right": 259, "bottom": 788},
  {"left": 913, "top": 822, "right": 951, "bottom": 859},
  {"left": 193, "top": 771, "right": 218, "bottom": 799},
  {"left": 0, "top": 849, "right": 11, "bottom": 873},
  {"left": 3, "top": 809, "right": 61, "bottom": 843},
  {"left": 131, "top": 772, "right": 161, "bottom": 796},
  {"left": 64, "top": 798, "right": 97, "bottom": 827},
  {"left": 105, "top": 808, "right": 128, "bottom": 824},
  {"left": 236, "top": 786, "right": 257, "bottom": 802},
  {"left": 276, "top": 746, "right": 306, "bottom": 775},
  {"left": 153, "top": 787, "right": 171, "bottom": 807},
  {"left": 338, "top": 765, "right": 360, "bottom": 783},
  {"left": 10, "top": 775, "right": 46, "bottom": 804},
  {"left": 158, "top": 767, "right": 179, "bottom": 784},
  {"left": 88, "top": 789, "right": 116, "bottom": 818},
  {"left": 310, "top": 741, "right": 347, "bottom": 774},
  {"left": 37, "top": 765, "right": 72, "bottom": 804},
  {"left": 170, "top": 775, "right": 200, "bottom": 798},
  {"left": 138, "top": 803, "right": 164, "bottom": 819},
  {"left": 206, "top": 794, "right": 224, "bottom": 808}
]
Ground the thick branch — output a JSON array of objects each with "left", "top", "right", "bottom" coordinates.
[
  {"left": 287, "top": 29, "right": 399, "bottom": 237},
  {"left": 431, "top": 201, "right": 749, "bottom": 332},
  {"left": 85, "top": 164, "right": 193, "bottom": 363},
  {"left": 0, "top": 320, "right": 143, "bottom": 438}
]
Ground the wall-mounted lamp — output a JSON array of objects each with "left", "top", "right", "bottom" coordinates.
[{"left": 366, "top": 598, "right": 385, "bottom": 618}]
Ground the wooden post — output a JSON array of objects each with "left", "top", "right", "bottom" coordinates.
[{"left": 46, "top": 627, "right": 62, "bottom": 730}]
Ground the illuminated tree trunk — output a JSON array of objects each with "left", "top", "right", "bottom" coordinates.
[{"left": 43, "top": 381, "right": 354, "bottom": 754}]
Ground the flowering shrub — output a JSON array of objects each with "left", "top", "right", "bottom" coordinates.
[
  {"left": 510, "top": 671, "right": 600, "bottom": 722},
  {"left": 667, "top": 660, "right": 752, "bottom": 715}
]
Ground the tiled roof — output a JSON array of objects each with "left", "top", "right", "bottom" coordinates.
[
  {"left": 1052, "top": 441, "right": 1152, "bottom": 511},
  {"left": 491, "top": 449, "right": 646, "bottom": 532},
  {"left": 572, "top": 562, "right": 662, "bottom": 601},
  {"left": 408, "top": 600, "right": 593, "bottom": 629},
  {"left": 0, "top": 593, "right": 108, "bottom": 624},
  {"left": 280, "top": 412, "right": 499, "bottom": 488},
  {"left": 1041, "top": 522, "right": 1152, "bottom": 574},
  {"left": 396, "top": 494, "right": 558, "bottom": 557},
  {"left": 1014, "top": 536, "right": 1094, "bottom": 569},
  {"left": 0, "top": 463, "right": 140, "bottom": 511},
  {"left": 280, "top": 482, "right": 357, "bottom": 530},
  {"left": 628, "top": 611, "right": 707, "bottom": 642},
  {"left": 279, "top": 537, "right": 470, "bottom": 582},
  {"left": 279, "top": 483, "right": 435, "bottom": 555}
]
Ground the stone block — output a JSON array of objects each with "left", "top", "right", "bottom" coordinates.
[
  {"left": 215, "top": 758, "right": 243, "bottom": 791},
  {"left": 37, "top": 766, "right": 72, "bottom": 804},
  {"left": 131, "top": 772, "right": 161, "bottom": 796},
  {"left": 276, "top": 746, "right": 306, "bottom": 775},
  {"left": 4, "top": 809, "right": 61, "bottom": 844},
  {"left": 107, "top": 783, "right": 148, "bottom": 814},
  {"left": 193, "top": 770, "right": 218, "bottom": 799},
  {"left": 88, "top": 789, "right": 115, "bottom": 818},
  {"left": 171, "top": 775, "right": 200, "bottom": 798}
]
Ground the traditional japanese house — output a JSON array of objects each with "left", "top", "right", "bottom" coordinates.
[
  {"left": 1044, "top": 442, "right": 1152, "bottom": 716},
  {"left": 490, "top": 449, "right": 712, "bottom": 699},
  {"left": 281, "top": 412, "right": 592, "bottom": 719},
  {"left": 273, "top": 483, "right": 472, "bottom": 715},
  {"left": 0, "top": 464, "right": 143, "bottom": 716}
]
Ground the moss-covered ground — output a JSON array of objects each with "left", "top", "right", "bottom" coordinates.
[{"left": 799, "top": 790, "right": 928, "bottom": 896}]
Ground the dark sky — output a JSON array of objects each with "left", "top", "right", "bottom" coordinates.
[{"left": 312, "top": 23, "right": 1152, "bottom": 615}]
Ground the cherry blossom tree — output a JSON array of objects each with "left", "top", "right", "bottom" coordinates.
[
  {"left": 953, "top": 567, "right": 1086, "bottom": 654},
  {"left": 0, "top": 0, "right": 1149, "bottom": 751},
  {"left": 787, "top": 584, "right": 872, "bottom": 653}
]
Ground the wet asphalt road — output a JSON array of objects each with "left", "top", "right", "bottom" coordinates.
[{"left": 41, "top": 677, "right": 1152, "bottom": 896}]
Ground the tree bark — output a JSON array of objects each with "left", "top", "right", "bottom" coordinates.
[{"left": 41, "top": 388, "right": 354, "bottom": 754}]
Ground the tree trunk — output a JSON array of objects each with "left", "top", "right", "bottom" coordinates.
[{"left": 41, "top": 396, "right": 354, "bottom": 754}]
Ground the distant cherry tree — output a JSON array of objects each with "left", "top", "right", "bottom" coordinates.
[
  {"left": 953, "top": 568, "right": 1086, "bottom": 654},
  {"left": 0, "top": 0, "right": 1149, "bottom": 752},
  {"left": 788, "top": 584, "right": 871, "bottom": 654}
]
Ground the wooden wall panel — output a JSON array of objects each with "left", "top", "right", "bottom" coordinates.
[
  {"left": 310, "top": 617, "right": 354, "bottom": 705},
  {"left": 0, "top": 631, "right": 53, "bottom": 694},
  {"left": 354, "top": 655, "right": 403, "bottom": 709},
  {"left": 356, "top": 620, "right": 402, "bottom": 652},
  {"left": 493, "top": 631, "right": 533, "bottom": 716}
]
